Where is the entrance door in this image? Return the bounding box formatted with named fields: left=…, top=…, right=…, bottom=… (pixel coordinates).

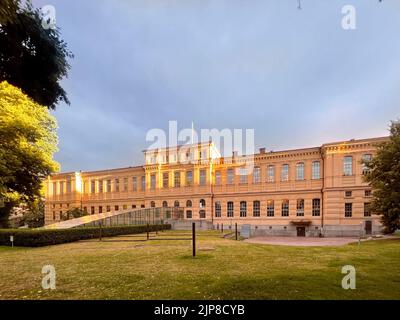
left=365, top=221, right=372, bottom=235
left=296, top=227, right=306, bottom=237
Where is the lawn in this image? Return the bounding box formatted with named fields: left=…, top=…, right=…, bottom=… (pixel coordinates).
left=0, top=230, right=399, bottom=300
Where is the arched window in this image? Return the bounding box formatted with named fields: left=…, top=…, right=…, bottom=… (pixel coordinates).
left=174, top=200, right=180, bottom=207
left=199, top=199, right=206, bottom=208
left=343, top=156, right=353, bottom=176
left=162, top=201, right=168, bottom=208
left=296, top=163, right=305, bottom=180
left=186, top=200, right=192, bottom=207
left=150, top=201, right=156, bottom=208
left=296, top=199, right=304, bottom=216
left=362, top=154, right=372, bottom=175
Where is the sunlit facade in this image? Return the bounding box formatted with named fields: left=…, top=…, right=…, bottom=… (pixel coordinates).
left=44, top=137, right=387, bottom=236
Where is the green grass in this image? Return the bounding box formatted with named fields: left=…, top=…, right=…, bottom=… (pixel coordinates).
left=0, top=230, right=399, bottom=300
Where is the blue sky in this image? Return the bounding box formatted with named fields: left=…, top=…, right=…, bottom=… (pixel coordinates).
left=33, top=0, right=400, bottom=172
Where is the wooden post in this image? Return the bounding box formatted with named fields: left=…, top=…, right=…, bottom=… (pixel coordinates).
left=221, top=223, right=223, bottom=233
left=147, top=223, right=150, bottom=240
left=235, top=223, right=238, bottom=240
left=192, top=222, right=196, bottom=257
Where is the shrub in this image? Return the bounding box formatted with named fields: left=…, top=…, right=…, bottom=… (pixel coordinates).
left=0, top=224, right=171, bottom=247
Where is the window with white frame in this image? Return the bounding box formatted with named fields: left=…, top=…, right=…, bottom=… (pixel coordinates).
left=362, top=154, right=372, bottom=175
left=296, top=163, right=305, bottom=180
left=227, top=169, right=234, bottom=184
left=267, top=165, right=275, bottom=182
left=253, top=200, right=260, bottom=217
left=267, top=200, right=274, bottom=217
left=240, top=201, right=247, bottom=217
left=253, top=166, right=261, bottom=183
left=132, top=177, right=137, bottom=191
left=281, top=164, right=289, bottom=182
left=215, top=170, right=221, bottom=185
left=296, top=199, right=304, bottom=216
left=199, top=169, right=206, bottom=185
left=215, top=201, right=221, bottom=217
left=227, top=201, right=234, bottom=217
left=239, top=167, right=248, bottom=184
left=281, top=200, right=289, bottom=216
left=312, top=161, right=321, bottom=179
left=343, top=156, right=353, bottom=176
left=186, top=171, right=193, bottom=186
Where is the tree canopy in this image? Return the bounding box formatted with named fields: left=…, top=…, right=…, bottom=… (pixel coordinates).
left=0, top=0, right=73, bottom=109
left=364, top=120, right=400, bottom=233
left=0, top=81, right=59, bottom=227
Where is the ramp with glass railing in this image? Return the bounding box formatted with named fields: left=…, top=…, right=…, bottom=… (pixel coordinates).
left=42, top=207, right=184, bottom=229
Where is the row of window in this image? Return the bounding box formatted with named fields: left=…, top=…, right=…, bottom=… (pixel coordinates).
left=212, top=199, right=321, bottom=218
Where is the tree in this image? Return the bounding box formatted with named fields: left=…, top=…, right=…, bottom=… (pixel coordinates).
left=0, top=0, right=73, bottom=109
left=0, top=81, right=59, bottom=228
left=61, top=207, right=89, bottom=221
left=22, top=199, right=45, bottom=228
left=363, top=120, right=400, bottom=233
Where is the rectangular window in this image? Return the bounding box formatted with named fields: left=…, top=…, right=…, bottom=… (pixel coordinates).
left=281, top=164, right=289, bottom=182
left=115, top=179, right=120, bottom=192
left=253, top=201, right=260, bottom=217
left=312, top=161, right=321, bottom=179
left=141, top=176, right=145, bottom=191
left=215, top=202, right=221, bottom=218
left=174, top=171, right=180, bottom=187
left=345, top=203, right=352, bottom=217
left=296, top=199, right=304, bottom=216
left=227, top=201, right=234, bottom=217
left=215, top=170, right=221, bottom=185
left=150, top=174, right=156, bottom=189
left=239, top=168, right=247, bottom=184
left=91, top=206, right=95, bottom=215
left=91, top=180, right=96, bottom=193
left=98, top=180, right=103, bottom=193
left=123, top=204, right=127, bottom=210
left=163, top=172, right=169, bottom=188
left=362, top=154, right=372, bottom=175
left=123, top=177, right=128, bottom=191
left=227, top=169, right=234, bottom=184
left=253, top=166, right=261, bottom=183
left=267, top=200, right=274, bottom=217
left=267, top=165, right=275, bottom=182
left=199, top=210, right=206, bottom=219
left=240, top=201, right=247, bottom=217
left=186, top=210, right=192, bottom=219
left=115, top=205, right=119, bottom=211
left=312, top=199, right=321, bottom=217
left=186, top=171, right=193, bottom=186
left=106, top=205, right=110, bottom=212
left=99, top=206, right=103, bottom=214
left=281, top=200, right=289, bottom=217
left=106, top=180, right=111, bottom=192
left=296, top=163, right=305, bottom=180
left=66, top=180, right=71, bottom=193
left=364, top=203, right=371, bottom=217
left=365, top=190, right=372, bottom=197
left=343, top=156, right=353, bottom=176
left=345, top=191, right=352, bottom=197
left=199, top=169, right=206, bottom=185
left=132, top=177, right=137, bottom=192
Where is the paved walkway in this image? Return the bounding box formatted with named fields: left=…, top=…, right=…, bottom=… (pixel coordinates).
left=244, top=236, right=360, bottom=247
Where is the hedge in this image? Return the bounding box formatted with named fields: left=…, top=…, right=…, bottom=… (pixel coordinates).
left=0, top=224, right=171, bottom=247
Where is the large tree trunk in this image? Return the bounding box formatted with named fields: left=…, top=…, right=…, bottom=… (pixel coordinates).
left=0, top=201, right=15, bottom=229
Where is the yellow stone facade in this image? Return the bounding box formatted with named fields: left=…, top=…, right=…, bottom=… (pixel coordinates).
left=44, top=137, right=388, bottom=236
